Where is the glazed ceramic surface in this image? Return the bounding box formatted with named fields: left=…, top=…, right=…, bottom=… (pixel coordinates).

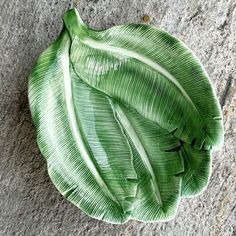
left=28, top=8, right=223, bottom=223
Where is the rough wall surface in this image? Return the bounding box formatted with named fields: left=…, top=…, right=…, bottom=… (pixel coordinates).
left=0, top=0, right=235, bottom=235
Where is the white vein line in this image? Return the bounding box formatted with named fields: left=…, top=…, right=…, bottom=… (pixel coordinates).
left=83, top=38, right=198, bottom=113
left=61, top=39, right=118, bottom=204
left=112, top=101, right=163, bottom=206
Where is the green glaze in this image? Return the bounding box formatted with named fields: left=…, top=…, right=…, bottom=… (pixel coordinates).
left=28, top=8, right=223, bottom=223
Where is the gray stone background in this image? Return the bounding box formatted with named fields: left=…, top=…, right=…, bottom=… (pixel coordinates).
left=0, top=0, right=235, bottom=235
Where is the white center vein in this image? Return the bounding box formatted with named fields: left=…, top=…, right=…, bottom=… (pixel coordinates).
left=61, top=39, right=118, bottom=205
left=112, top=101, right=163, bottom=206
left=83, top=38, right=198, bottom=114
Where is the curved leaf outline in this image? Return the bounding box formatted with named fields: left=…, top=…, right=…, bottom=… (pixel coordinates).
left=28, top=8, right=223, bottom=223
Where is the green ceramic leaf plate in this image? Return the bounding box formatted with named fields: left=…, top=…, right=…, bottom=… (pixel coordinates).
left=28, top=8, right=223, bottom=223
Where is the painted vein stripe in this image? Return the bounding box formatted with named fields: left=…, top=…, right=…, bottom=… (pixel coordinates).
left=82, top=38, right=197, bottom=113
left=112, top=101, right=163, bottom=206
left=60, top=37, right=118, bottom=204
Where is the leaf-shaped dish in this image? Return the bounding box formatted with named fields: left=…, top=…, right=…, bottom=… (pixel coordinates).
left=28, top=8, right=223, bottom=223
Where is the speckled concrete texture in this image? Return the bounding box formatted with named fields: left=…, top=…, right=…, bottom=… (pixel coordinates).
left=0, top=0, right=235, bottom=235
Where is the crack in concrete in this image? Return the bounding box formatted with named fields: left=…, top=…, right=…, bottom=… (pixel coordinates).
left=220, top=75, right=233, bottom=108
left=189, top=7, right=202, bottom=21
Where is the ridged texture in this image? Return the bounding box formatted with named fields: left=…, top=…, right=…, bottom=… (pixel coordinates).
left=28, top=8, right=223, bottom=223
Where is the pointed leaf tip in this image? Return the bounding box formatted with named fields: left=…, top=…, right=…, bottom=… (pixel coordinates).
left=63, top=8, right=88, bottom=39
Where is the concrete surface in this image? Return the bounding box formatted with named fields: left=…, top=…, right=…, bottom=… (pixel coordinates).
left=0, top=0, right=235, bottom=235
